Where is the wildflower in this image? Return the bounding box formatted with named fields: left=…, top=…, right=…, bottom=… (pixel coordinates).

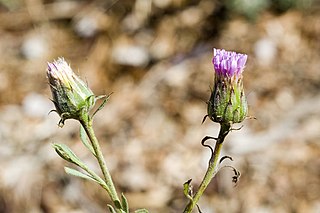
left=47, top=58, right=95, bottom=126
left=207, top=48, right=248, bottom=124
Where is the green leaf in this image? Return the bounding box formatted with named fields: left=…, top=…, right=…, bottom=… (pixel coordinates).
left=64, top=167, right=98, bottom=183
left=92, top=93, right=112, bottom=118
left=183, top=179, right=193, bottom=201
left=121, top=193, right=129, bottom=213
left=107, top=205, right=117, bottom=213
left=79, top=125, right=96, bottom=156
left=52, top=143, right=83, bottom=167
left=134, top=209, right=149, bottom=213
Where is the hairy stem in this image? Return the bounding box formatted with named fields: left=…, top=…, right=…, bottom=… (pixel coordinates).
left=79, top=114, right=121, bottom=211
left=183, top=123, right=231, bottom=213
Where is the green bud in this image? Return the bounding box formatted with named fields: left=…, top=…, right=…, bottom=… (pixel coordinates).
left=47, top=58, right=95, bottom=126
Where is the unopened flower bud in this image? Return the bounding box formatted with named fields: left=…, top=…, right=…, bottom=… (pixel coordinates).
left=207, top=48, right=248, bottom=124
left=47, top=58, right=95, bottom=126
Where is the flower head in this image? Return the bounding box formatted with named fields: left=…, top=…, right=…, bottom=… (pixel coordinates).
left=212, top=48, right=247, bottom=78
left=207, top=48, right=248, bottom=124
left=47, top=58, right=95, bottom=126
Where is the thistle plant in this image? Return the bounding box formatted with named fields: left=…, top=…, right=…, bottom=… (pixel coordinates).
left=47, top=58, right=147, bottom=213
left=183, top=48, right=248, bottom=213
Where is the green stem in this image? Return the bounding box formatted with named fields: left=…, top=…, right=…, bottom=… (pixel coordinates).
left=79, top=114, right=121, bottom=211
left=183, top=123, right=231, bottom=213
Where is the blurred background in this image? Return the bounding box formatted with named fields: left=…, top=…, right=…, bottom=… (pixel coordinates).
left=0, top=0, right=319, bottom=212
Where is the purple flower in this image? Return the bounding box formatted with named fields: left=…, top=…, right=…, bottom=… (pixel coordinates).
left=212, top=48, right=247, bottom=78
left=207, top=48, right=248, bottom=124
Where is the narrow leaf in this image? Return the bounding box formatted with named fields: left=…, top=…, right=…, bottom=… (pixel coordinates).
left=52, top=143, right=82, bottom=167
left=92, top=93, right=112, bottom=118
left=64, top=167, right=98, bottom=183
left=183, top=179, right=193, bottom=201
left=107, top=205, right=117, bottom=213
left=121, top=193, right=129, bottom=213
left=79, top=125, right=96, bottom=156
left=134, top=209, right=149, bottom=213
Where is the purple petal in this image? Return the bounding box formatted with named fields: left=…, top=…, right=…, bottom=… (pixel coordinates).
left=212, top=48, right=247, bottom=77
